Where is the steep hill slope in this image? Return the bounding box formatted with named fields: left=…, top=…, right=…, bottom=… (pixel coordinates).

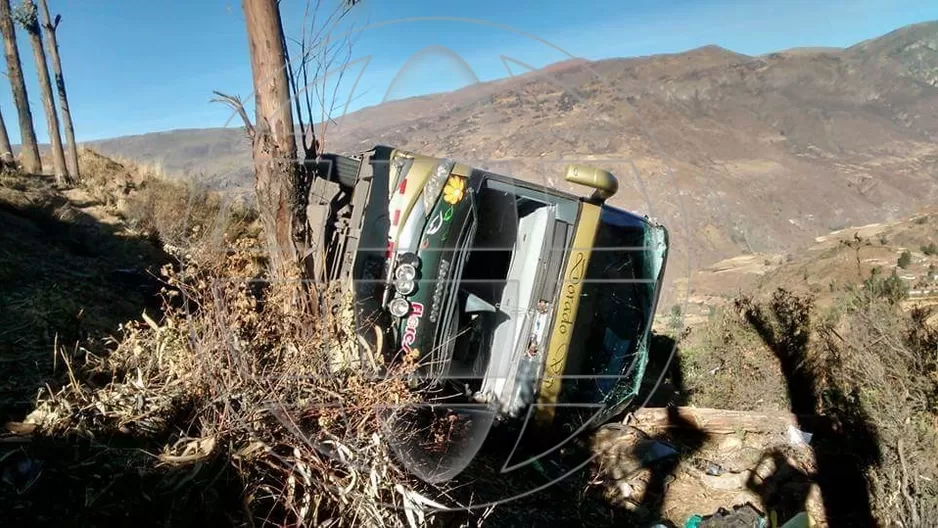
left=90, top=22, right=938, bottom=302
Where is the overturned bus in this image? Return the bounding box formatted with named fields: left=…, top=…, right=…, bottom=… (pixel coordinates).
left=310, top=146, right=668, bottom=430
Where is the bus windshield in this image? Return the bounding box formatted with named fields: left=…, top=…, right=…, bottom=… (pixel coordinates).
left=562, top=207, right=668, bottom=416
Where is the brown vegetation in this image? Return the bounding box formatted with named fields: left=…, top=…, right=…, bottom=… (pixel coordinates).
left=675, top=276, right=938, bottom=525
left=1, top=150, right=462, bottom=526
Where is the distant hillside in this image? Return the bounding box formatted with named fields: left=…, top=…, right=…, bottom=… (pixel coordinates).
left=673, top=205, right=938, bottom=327
left=90, top=21, right=938, bottom=301
left=88, top=128, right=253, bottom=190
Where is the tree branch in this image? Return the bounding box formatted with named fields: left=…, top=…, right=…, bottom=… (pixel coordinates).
left=210, top=91, right=254, bottom=138
left=282, top=26, right=309, bottom=158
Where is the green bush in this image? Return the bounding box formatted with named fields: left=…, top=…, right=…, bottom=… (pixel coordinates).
left=898, top=250, right=912, bottom=269
left=668, top=304, right=683, bottom=331
left=863, top=269, right=909, bottom=304
left=921, top=243, right=938, bottom=256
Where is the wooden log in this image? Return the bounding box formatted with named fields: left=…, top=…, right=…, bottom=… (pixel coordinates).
left=631, top=407, right=817, bottom=435
left=3, top=421, right=36, bottom=435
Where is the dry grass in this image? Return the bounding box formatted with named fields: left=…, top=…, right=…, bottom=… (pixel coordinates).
left=676, top=309, right=792, bottom=412
left=4, top=150, right=458, bottom=527
left=77, top=148, right=258, bottom=251
left=692, top=282, right=938, bottom=525
left=812, top=285, right=938, bottom=525
left=22, top=259, right=439, bottom=526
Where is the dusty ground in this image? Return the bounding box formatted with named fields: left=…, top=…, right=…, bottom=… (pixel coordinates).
left=592, top=422, right=825, bottom=525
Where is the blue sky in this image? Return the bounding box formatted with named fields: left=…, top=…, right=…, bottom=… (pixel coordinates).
left=1, top=0, right=935, bottom=143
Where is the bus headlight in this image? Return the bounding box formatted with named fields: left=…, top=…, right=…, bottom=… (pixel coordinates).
left=398, top=252, right=420, bottom=269
left=395, top=278, right=416, bottom=295
left=395, top=263, right=417, bottom=282
left=388, top=298, right=410, bottom=318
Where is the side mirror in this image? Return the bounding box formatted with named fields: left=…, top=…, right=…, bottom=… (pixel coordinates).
left=564, top=164, right=618, bottom=202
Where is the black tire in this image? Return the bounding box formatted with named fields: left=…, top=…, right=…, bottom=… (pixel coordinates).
left=318, top=153, right=360, bottom=189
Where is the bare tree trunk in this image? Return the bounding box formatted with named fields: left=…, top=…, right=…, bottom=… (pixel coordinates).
left=0, top=105, right=13, bottom=164
left=38, top=0, right=77, bottom=180
left=19, top=0, right=66, bottom=184
left=242, top=0, right=304, bottom=279
left=0, top=0, right=39, bottom=172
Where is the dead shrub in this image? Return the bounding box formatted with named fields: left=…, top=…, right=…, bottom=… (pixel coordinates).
left=77, top=147, right=258, bottom=255
left=816, top=287, right=938, bottom=525
left=17, top=157, right=454, bottom=526
left=677, top=307, right=791, bottom=412
left=22, top=238, right=451, bottom=525
left=730, top=283, right=938, bottom=524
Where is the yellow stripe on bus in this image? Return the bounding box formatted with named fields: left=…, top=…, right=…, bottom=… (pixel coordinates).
left=535, top=202, right=601, bottom=426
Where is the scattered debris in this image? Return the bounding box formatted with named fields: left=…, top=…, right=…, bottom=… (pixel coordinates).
left=785, top=425, right=813, bottom=447
left=684, top=503, right=766, bottom=527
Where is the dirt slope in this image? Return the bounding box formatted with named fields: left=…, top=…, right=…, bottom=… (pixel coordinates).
left=0, top=169, right=169, bottom=423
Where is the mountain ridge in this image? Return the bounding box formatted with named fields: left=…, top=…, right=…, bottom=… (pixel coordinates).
left=87, top=21, right=938, bottom=304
